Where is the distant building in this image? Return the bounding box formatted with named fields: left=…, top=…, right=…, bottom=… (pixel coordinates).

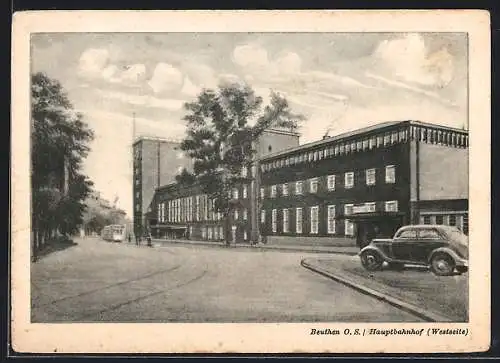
left=132, top=137, right=193, bottom=237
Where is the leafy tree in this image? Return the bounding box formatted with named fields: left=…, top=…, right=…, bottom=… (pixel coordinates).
left=177, top=83, right=305, bottom=245
left=31, top=72, right=94, bottom=258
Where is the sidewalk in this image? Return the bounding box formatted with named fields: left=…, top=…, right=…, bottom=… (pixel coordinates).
left=301, top=257, right=468, bottom=322
left=150, top=238, right=360, bottom=255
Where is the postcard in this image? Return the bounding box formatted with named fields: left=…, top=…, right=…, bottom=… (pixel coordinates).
left=11, top=10, right=490, bottom=354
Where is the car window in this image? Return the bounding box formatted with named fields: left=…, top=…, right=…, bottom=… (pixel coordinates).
left=396, top=230, right=417, bottom=239
left=418, top=229, right=442, bottom=239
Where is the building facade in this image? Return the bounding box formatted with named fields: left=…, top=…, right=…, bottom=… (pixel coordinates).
left=259, top=120, right=468, bottom=247
left=132, top=137, right=193, bottom=237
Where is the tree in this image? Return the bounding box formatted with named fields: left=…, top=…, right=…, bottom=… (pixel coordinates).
left=177, top=83, right=305, bottom=245
left=31, top=72, right=94, bottom=258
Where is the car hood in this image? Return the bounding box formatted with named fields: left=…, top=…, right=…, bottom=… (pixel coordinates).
left=450, top=240, right=469, bottom=259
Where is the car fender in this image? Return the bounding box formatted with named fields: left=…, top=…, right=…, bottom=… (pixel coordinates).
left=359, top=245, right=391, bottom=261
left=428, top=247, right=462, bottom=264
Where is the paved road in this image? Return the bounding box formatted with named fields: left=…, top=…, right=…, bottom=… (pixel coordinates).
left=31, top=237, right=422, bottom=322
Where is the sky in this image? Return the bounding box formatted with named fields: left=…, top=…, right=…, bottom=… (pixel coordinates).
left=31, top=32, right=468, bottom=217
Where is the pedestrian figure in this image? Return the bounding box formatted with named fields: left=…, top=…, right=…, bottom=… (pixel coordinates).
left=146, top=233, right=152, bottom=247
left=128, top=234, right=131, bottom=243
left=135, top=234, right=140, bottom=246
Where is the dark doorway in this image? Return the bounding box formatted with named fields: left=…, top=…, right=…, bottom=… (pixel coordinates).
left=355, top=216, right=403, bottom=248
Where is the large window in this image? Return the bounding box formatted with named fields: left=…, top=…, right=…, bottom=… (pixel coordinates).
left=261, top=209, right=266, bottom=223
left=243, top=185, right=248, bottom=199
left=243, top=208, right=248, bottom=220
left=260, top=187, right=265, bottom=199
left=309, top=178, right=318, bottom=193
left=272, top=209, right=277, bottom=233
left=271, top=185, right=277, bottom=198
left=327, top=175, right=336, bottom=191
left=282, top=183, right=289, bottom=196
left=296, top=181, right=303, bottom=195
left=310, top=206, right=319, bottom=234
left=196, top=198, right=200, bottom=222
left=345, top=172, right=354, bottom=188
left=233, top=188, right=239, bottom=200
left=344, top=203, right=354, bottom=216
left=385, top=165, right=396, bottom=183
left=327, top=205, right=336, bottom=234
left=345, top=219, right=354, bottom=236
left=366, top=168, right=376, bottom=186
left=384, top=200, right=399, bottom=212
left=283, top=209, right=289, bottom=233
left=296, top=208, right=303, bottom=234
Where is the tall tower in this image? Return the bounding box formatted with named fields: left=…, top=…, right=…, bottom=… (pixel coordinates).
left=132, top=137, right=193, bottom=237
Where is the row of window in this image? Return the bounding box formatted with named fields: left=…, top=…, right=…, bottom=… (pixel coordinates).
left=230, top=184, right=249, bottom=200
left=191, top=225, right=249, bottom=241
left=420, top=212, right=469, bottom=234
left=262, top=201, right=398, bottom=236
left=157, top=194, right=223, bottom=223
left=261, top=165, right=396, bottom=199
left=261, top=126, right=468, bottom=173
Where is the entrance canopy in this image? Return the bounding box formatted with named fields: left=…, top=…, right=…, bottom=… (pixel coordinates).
left=344, top=211, right=405, bottom=221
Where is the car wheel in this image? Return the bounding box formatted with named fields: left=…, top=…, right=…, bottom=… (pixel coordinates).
left=430, top=253, right=455, bottom=276
left=360, top=250, right=383, bottom=271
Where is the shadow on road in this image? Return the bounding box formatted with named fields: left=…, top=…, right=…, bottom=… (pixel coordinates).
left=34, top=238, right=78, bottom=261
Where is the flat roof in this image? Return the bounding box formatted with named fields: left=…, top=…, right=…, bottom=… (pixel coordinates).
left=259, top=120, right=468, bottom=161
left=133, top=135, right=182, bottom=146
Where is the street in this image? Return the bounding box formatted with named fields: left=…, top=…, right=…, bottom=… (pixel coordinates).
left=31, top=237, right=422, bottom=322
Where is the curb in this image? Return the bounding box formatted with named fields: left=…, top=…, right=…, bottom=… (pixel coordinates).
left=300, top=258, right=453, bottom=322
left=152, top=239, right=359, bottom=256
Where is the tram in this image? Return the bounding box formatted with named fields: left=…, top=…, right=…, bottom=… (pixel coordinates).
left=101, top=224, right=127, bottom=242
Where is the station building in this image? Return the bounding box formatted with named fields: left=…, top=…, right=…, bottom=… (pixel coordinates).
left=140, top=120, right=469, bottom=248
left=259, top=120, right=468, bottom=248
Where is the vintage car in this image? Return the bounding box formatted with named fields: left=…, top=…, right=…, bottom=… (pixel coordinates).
left=359, top=224, right=468, bottom=276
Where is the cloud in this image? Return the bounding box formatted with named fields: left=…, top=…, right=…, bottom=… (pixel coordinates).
left=374, top=33, right=455, bottom=87
left=365, top=72, right=458, bottom=108
left=181, top=76, right=200, bottom=97
left=232, top=44, right=269, bottom=69
left=120, top=64, right=147, bottom=83
left=148, top=63, right=184, bottom=93
left=183, top=63, right=218, bottom=89
left=306, top=70, right=377, bottom=89
left=275, top=51, right=302, bottom=74
left=232, top=44, right=303, bottom=77
left=78, top=48, right=110, bottom=78
left=97, top=89, right=185, bottom=111
left=218, top=73, right=243, bottom=85
left=78, top=48, right=147, bottom=87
